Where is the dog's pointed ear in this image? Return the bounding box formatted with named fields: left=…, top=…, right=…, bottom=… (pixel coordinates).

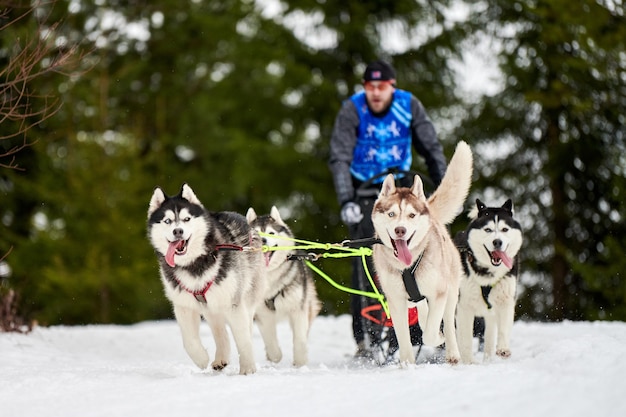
left=410, top=175, right=424, bottom=199
left=379, top=174, right=396, bottom=197
left=270, top=206, right=285, bottom=225
left=502, top=199, right=514, bottom=215
left=246, top=207, right=257, bottom=224
left=180, top=183, right=203, bottom=207
left=148, top=187, right=167, bottom=216
left=470, top=198, right=487, bottom=219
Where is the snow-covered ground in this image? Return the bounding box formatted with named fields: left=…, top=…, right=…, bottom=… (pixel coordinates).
left=2, top=315, right=625, bottom=417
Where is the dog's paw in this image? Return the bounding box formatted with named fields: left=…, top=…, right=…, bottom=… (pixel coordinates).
left=496, top=349, right=511, bottom=358
left=189, top=350, right=210, bottom=369
left=460, top=356, right=478, bottom=365
left=211, top=359, right=228, bottom=371
left=293, top=353, right=308, bottom=368
left=423, top=332, right=445, bottom=347
left=239, top=363, right=257, bottom=375
left=399, top=351, right=417, bottom=366
left=446, top=355, right=460, bottom=365
left=266, top=348, right=283, bottom=363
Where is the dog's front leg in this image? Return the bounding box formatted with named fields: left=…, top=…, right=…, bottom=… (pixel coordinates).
left=204, top=313, right=231, bottom=370
left=495, top=280, right=516, bottom=359
left=416, top=299, right=429, bottom=334
left=421, top=294, right=446, bottom=348
left=255, top=308, right=283, bottom=364
left=387, top=297, right=414, bottom=365
left=228, top=306, right=257, bottom=375
left=456, top=304, right=475, bottom=364
left=495, top=302, right=515, bottom=358
left=443, top=287, right=461, bottom=364
left=289, top=309, right=310, bottom=367
left=174, top=305, right=210, bottom=369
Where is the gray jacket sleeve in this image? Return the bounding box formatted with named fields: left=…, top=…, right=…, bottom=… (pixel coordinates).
left=328, top=100, right=359, bottom=206
left=410, top=96, right=447, bottom=186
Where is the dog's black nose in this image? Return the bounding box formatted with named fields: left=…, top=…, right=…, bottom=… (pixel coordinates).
left=395, top=227, right=406, bottom=238
left=173, top=228, right=184, bottom=238
left=493, top=239, right=502, bottom=249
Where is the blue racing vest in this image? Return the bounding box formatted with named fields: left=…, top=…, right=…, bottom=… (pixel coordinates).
left=350, top=89, right=413, bottom=183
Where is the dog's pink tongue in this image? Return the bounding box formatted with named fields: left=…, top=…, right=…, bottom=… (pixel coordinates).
left=394, top=239, right=413, bottom=266
left=492, top=250, right=513, bottom=269
left=165, top=240, right=184, bottom=267
left=264, top=252, right=271, bottom=267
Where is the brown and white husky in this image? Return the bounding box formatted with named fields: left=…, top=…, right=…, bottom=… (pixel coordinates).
left=371, top=141, right=473, bottom=365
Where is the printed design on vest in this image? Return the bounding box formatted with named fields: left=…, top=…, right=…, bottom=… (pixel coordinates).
left=350, top=90, right=413, bottom=182
left=363, top=121, right=404, bottom=164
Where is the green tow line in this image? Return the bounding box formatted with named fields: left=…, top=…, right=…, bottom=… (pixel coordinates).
left=258, top=232, right=390, bottom=319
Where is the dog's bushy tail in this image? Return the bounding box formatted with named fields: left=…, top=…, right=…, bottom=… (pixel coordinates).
left=428, top=141, right=473, bottom=225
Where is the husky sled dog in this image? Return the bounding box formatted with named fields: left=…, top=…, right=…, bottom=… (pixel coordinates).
left=246, top=206, right=321, bottom=367
left=371, top=141, right=473, bottom=365
left=455, top=199, right=522, bottom=363
left=147, top=184, right=266, bottom=375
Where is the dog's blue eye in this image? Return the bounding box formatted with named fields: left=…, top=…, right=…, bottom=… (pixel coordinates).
left=388, top=212, right=394, bottom=218
left=485, top=228, right=492, bottom=233
left=409, top=213, right=415, bottom=218
left=183, top=217, right=191, bottom=222
left=164, top=219, right=172, bottom=225
left=502, top=227, right=509, bottom=232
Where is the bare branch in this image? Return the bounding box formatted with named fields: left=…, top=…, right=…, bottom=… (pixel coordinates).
left=0, top=246, right=12, bottom=264
left=1, top=1, right=83, bottom=169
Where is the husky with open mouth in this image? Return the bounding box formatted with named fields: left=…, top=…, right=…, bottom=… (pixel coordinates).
left=371, top=141, right=473, bottom=365
left=147, top=184, right=266, bottom=375
left=246, top=206, right=321, bottom=367
left=454, top=199, right=522, bottom=363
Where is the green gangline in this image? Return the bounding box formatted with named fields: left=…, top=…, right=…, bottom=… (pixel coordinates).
left=257, top=231, right=390, bottom=318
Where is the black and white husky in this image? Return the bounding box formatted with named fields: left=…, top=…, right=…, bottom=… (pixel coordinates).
left=455, top=199, right=523, bottom=363
left=147, top=184, right=266, bottom=375
left=246, top=206, right=321, bottom=367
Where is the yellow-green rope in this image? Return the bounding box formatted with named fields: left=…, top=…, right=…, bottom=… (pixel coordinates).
left=258, top=231, right=390, bottom=318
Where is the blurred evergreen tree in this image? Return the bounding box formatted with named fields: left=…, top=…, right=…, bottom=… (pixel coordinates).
left=3, top=0, right=470, bottom=324
left=12, top=0, right=622, bottom=325
left=456, top=0, right=626, bottom=320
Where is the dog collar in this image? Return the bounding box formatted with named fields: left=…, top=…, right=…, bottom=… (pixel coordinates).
left=173, top=277, right=214, bottom=303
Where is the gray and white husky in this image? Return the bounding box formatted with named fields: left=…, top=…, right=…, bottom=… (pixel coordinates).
left=147, top=184, right=266, bottom=375
left=246, top=206, right=321, bottom=367
left=371, top=141, right=473, bottom=365
left=454, top=199, right=523, bottom=363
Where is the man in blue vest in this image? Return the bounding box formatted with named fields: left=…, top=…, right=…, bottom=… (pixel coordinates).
left=329, top=60, right=447, bottom=358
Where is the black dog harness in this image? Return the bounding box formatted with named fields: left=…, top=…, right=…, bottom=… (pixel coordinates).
left=461, top=248, right=494, bottom=309
left=481, top=285, right=493, bottom=309
left=345, top=237, right=426, bottom=303
left=402, top=251, right=425, bottom=303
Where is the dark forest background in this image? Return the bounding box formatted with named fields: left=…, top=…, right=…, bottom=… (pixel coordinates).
left=1, top=0, right=624, bottom=326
